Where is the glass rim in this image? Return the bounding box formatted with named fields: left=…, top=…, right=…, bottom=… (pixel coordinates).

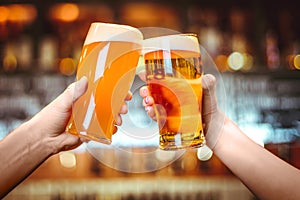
left=84, top=22, right=143, bottom=45
left=142, top=32, right=200, bottom=54
left=144, top=32, right=198, bottom=40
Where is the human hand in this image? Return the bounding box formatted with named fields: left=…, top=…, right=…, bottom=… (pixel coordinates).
left=139, top=74, right=225, bottom=150
left=29, top=77, right=131, bottom=154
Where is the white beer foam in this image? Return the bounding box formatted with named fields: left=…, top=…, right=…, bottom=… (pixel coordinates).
left=84, top=22, right=143, bottom=45
left=142, top=34, right=200, bottom=54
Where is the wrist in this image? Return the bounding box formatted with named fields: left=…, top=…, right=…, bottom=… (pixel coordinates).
left=24, top=117, right=56, bottom=157
left=212, top=116, right=232, bottom=153
left=212, top=116, right=247, bottom=158
left=204, top=110, right=226, bottom=150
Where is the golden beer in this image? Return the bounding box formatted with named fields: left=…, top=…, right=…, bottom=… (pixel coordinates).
left=66, top=23, right=143, bottom=143
left=143, top=34, right=205, bottom=150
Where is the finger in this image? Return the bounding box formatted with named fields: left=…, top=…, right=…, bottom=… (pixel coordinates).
left=140, top=86, right=149, bottom=98
left=56, top=133, right=82, bottom=152
left=115, top=114, right=122, bottom=126
left=202, top=74, right=217, bottom=105
left=63, top=76, right=88, bottom=105
left=125, top=91, right=132, bottom=101
left=202, top=74, right=218, bottom=116
left=145, top=106, right=157, bottom=121
left=73, top=76, right=88, bottom=101
left=80, top=137, right=90, bottom=143
left=119, top=102, right=128, bottom=114
left=112, top=123, right=118, bottom=134
left=202, top=74, right=216, bottom=92
left=143, top=96, right=154, bottom=107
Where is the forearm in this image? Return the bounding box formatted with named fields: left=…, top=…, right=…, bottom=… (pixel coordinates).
left=0, top=119, right=52, bottom=198
left=213, top=117, right=300, bottom=200
left=0, top=78, right=87, bottom=198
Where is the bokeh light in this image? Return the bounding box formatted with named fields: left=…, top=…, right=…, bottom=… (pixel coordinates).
left=0, top=6, right=9, bottom=23
left=293, top=54, right=300, bottom=70
left=214, top=54, right=229, bottom=72
left=197, top=145, right=213, bottom=161
left=59, top=151, right=77, bottom=169
left=8, top=4, right=37, bottom=23
left=50, top=3, right=79, bottom=22
left=287, top=55, right=295, bottom=69
left=0, top=4, right=37, bottom=24
left=3, top=54, right=17, bottom=73
left=59, top=57, right=76, bottom=75
left=241, top=53, right=254, bottom=72
left=228, top=52, right=244, bottom=71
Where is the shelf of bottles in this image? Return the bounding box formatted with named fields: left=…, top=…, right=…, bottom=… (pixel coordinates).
left=0, top=1, right=300, bottom=74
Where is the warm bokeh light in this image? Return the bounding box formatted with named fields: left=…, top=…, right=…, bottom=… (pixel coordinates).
left=293, top=54, right=300, bottom=70
left=120, top=3, right=179, bottom=29
left=3, top=54, right=17, bottom=73
left=8, top=5, right=24, bottom=22
left=0, top=6, right=9, bottom=23
left=59, top=57, right=76, bottom=75
left=241, top=53, right=254, bottom=72
left=8, top=4, right=37, bottom=23
left=287, top=55, right=295, bottom=70
left=0, top=4, right=37, bottom=24
left=286, top=54, right=300, bottom=70
left=197, top=145, right=213, bottom=161
left=59, top=151, right=77, bottom=169
left=214, top=54, right=229, bottom=72
left=226, top=52, right=253, bottom=72
left=228, top=52, right=244, bottom=71
left=50, top=3, right=79, bottom=22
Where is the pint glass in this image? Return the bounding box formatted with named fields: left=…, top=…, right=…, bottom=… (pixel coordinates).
left=143, top=34, right=205, bottom=150
left=66, top=22, right=143, bottom=143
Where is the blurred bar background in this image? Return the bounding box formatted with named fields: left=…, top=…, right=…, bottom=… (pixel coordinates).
left=0, top=0, right=300, bottom=199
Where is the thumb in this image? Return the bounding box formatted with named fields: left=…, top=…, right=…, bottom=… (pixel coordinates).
left=202, top=74, right=218, bottom=116
left=201, top=74, right=225, bottom=150
left=69, top=76, right=88, bottom=103
left=202, top=74, right=216, bottom=92
left=51, top=76, right=88, bottom=113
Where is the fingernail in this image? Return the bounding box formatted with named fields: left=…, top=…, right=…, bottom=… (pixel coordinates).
left=76, top=76, right=88, bottom=90
left=116, top=116, right=122, bottom=126
left=142, top=88, right=148, bottom=95
left=145, top=106, right=150, bottom=112
left=78, top=76, right=87, bottom=84
left=145, top=96, right=149, bottom=104
left=121, top=104, right=128, bottom=114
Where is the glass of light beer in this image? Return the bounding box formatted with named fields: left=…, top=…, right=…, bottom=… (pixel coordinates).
left=66, top=22, right=143, bottom=144
left=143, top=33, right=205, bottom=150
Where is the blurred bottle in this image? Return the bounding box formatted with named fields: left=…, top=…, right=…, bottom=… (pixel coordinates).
left=265, top=31, right=280, bottom=70
left=39, top=36, right=58, bottom=72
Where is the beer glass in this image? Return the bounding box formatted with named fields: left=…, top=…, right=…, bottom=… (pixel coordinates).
left=143, top=34, right=205, bottom=150
left=66, top=22, right=143, bottom=143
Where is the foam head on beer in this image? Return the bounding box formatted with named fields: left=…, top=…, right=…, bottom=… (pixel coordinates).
left=84, top=22, right=143, bottom=45
left=142, top=33, right=200, bottom=54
